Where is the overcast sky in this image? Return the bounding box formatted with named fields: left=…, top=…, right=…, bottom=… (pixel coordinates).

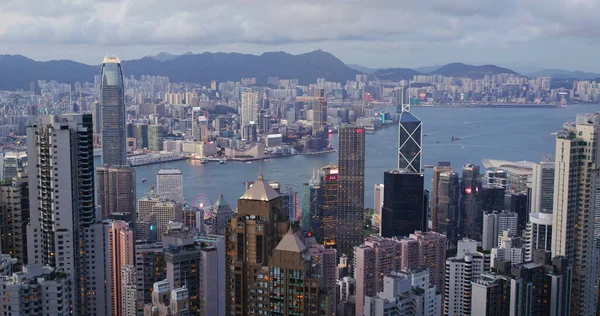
left=1, top=0, right=600, bottom=72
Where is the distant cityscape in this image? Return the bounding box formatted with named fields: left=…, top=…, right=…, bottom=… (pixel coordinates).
left=0, top=52, right=598, bottom=316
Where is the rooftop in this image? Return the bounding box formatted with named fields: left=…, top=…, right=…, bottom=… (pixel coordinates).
left=157, top=168, right=183, bottom=175
left=399, top=111, right=421, bottom=124
left=103, top=55, right=121, bottom=64
left=240, top=172, right=280, bottom=201
left=481, top=159, right=533, bottom=176
left=275, top=230, right=307, bottom=253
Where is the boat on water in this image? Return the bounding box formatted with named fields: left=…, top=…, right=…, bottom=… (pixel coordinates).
left=219, top=158, right=227, bottom=164
left=141, top=178, right=147, bottom=183
left=200, top=158, right=208, bottom=164
left=550, top=132, right=558, bottom=135
left=451, top=136, right=460, bottom=141
left=461, top=146, right=465, bottom=149
left=423, top=165, right=434, bottom=168
left=246, top=161, right=252, bottom=164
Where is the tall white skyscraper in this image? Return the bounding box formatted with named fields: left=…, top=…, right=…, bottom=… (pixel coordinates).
left=157, top=168, right=184, bottom=203
left=552, top=113, right=600, bottom=315
left=241, top=91, right=259, bottom=126
left=26, top=114, right=109, bottom=315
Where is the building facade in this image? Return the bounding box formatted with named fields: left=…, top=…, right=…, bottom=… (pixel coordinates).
left=96, top=165, right=136, bottom=219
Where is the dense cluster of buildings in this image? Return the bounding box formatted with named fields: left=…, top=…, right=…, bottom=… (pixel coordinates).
left=0, top=55, right=598, bottom=316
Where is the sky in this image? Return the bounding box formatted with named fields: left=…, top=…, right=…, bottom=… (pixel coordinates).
left=2, top=0, right=600, bottom=72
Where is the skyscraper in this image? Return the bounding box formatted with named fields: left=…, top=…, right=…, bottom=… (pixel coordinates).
left=436, top=170, right=460, bottom=245
left=459, top=164, right=483, bottom=240
left=2, top=151, right=27, bottom=182
left=373, top=183, right=384, bottom=231
left=26, top=114, right=109, bottom=314
left=226, top=171, right=288, bottom=315
left=241, top=91, right=259, bottom=125
left=96, top=165, right=136, bottom=219
left=397, top=105, right=422, bottom=173
left=380, top=169, right=426, bottom=238
left=552, top=113, right=600, bottom=315
left=100, top=56, right=127, bottom=166
left=156, top=168, right=184, bottom=203
left=319, top=164, right=339, bottom=247
left=337, top=125, right=366, bottom=257
left=527, top=160, right=554, bottom=261
left=148, top=124, right=164, bottom=151
left=431, top=162, right=452, bottom=232
left=312, top=89, right=328, bottom=139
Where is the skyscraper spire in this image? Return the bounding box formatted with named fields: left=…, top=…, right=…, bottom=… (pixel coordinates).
left=397, top=80, right=422, bottom=172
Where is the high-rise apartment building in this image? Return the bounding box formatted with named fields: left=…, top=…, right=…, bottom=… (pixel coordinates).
left=397, top=106, right=422, bottom=173
left=0, top=174, right=29, bottom=268
left=226, top=171, right=288, bottom=315
left=307, top=244, right=338, bottom=312
left=137, top=195, right=183, bottom=240
left=121, top=265, right=137, bottom=316
left=241, top=91, right=259, bottom=125
left=100, top=56, right=127, bottom=166
left=135, top=242, right=166, bottom=315
left=109, top=220, right=134, bottom=316
left=96, top=165, right=136, bottom=219
left=165, top=243, right=202, bottom=313
left=490, top=230, right=525, bottom=268
left=363, top=270, right=442, bottom=316
left=381, top=169, right=426, bottom=238
left=444, top=239, right=485, bottom=316
left=552, top=113, right=600, bottom=315
left=431, top=162, right=452, bottom=232
left=156, top=168, right=184, bottom=203
left=269, top=230, right=331, bottom=315
left=482, top=210, right=518, bottom=250
left=354, top=232, right=446, bottom=315
left=337, top=125, right=365, bottom=257
left=26, top=114, right=109, bottom=314
left=0, top=265, right=71, bottom=315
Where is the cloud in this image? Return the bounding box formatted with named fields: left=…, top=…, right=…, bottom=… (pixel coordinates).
left=1, top=0, right=600, bottom=70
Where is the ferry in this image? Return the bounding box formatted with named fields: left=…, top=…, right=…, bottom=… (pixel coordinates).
left=200, top=158, right=208, bottom=164
left=423, top=165, right=434, bottom=169
left=219, top=158, right=227, bottom=165
left=141, top=178, right=147, bottom=183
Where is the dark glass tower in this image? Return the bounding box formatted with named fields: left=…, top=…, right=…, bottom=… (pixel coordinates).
left=337, top=125, right=365, bottom=257
left=459, top=164, right=483, bottom=240
left=312, top=89, right=328, bottom=140
left=397, top=110, right=422, bottom=173
left=380, top=169, right=426, bottom=238
left=319, top=165, right=339, bottom=247
left=437, top=170, right=460, bottom=245
left=100, top=56, right=127, bottom=166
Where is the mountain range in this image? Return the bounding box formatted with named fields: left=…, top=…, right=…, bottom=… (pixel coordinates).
left=0, top=50, right=359, bottom=90
left=0, top=50, right=597, bottom=91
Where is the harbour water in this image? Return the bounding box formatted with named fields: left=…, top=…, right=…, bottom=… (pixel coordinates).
left=95, top=104, right=600, bottom=208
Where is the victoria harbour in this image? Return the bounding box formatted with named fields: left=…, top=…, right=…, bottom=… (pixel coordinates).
left=98, top=104, right=600, bottom=208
